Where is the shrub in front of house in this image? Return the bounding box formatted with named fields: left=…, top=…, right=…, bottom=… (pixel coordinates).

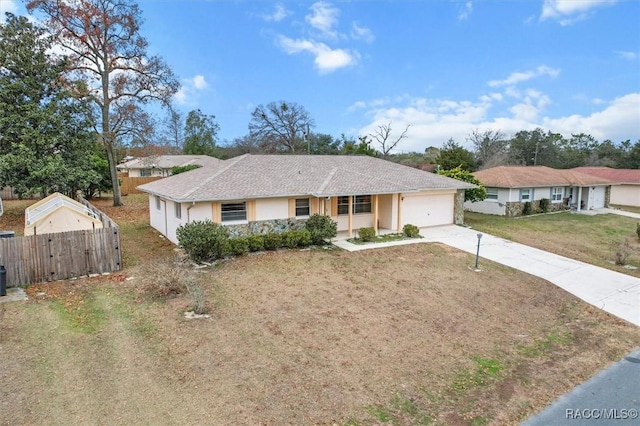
left=247, top=234, right=265, bottom=252
left=229, top=236, right=249, bottom=256
left=263, top=232, right=283, bottom=250
left=522, top=201, right=532, bottom=216
left=539, top=198, right=550, bottom=213
left=358, top=227, right=376, bottom=242
left=176, top=219, right=230, bottom=262
left=403, top=224, right=420, bottom=238
left=305, top=214, right=338, bottom=245
left=281, top=230, right=313, bottom=248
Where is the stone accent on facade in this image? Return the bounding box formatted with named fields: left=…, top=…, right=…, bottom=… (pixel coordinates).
left=225, top=218, right=306, bottom=238
left=605, top=186, right=611, bottom=207
left=454, top=189, right=465, bottom=224
left=506, top=198, right=569, bottom=217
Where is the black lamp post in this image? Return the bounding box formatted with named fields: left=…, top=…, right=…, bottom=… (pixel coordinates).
left=475, top=233, right=483, bottom=269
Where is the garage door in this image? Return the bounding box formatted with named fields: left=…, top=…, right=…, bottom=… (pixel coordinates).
left=402, top=193, right=454, bottom=228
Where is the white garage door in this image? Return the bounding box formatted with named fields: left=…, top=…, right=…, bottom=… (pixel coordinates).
left=402, top=193, right=454, bottom=228
left=592, top=186, right=606, bottom=209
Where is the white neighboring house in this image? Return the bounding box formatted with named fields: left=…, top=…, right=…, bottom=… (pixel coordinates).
left=117, top=155, right=222, bottom=177
left=466, top=166, right=613, bottom=216
left=137, top=154, right=475, bottom=244
left=573, top=167, right=640, bottom=207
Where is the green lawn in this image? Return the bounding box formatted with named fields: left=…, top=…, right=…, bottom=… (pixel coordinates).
left=465, top=211, right=640, bottom=277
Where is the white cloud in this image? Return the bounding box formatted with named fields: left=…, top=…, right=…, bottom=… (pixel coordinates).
left=488, top=65, right=560, bottom=87
left=0, top=0, right=19, bottom=22
left=262, top=3, right=291, bottom=22
left=616, top=50, right=638, bottom=60
left=353, top=90, right=639, bottom=153
left=277, top=36, right=358, bottom=74
left=306, top=1, right=340, bottom=39
left=458, top=1, right=473, bottom=21
left=540, top=0, right=617, bottom=25
left=351, top=22, right=374, bottom=43
left=173, top=74, right=210, bottom=105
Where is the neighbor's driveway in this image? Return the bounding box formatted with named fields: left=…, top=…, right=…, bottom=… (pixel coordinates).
left=334, top=225, right=640, bottom=326
left=421, top=225, right=640, bottom=327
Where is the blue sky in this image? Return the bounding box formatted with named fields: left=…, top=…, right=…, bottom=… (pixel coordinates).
left=2, top=0, right=639, bottom=153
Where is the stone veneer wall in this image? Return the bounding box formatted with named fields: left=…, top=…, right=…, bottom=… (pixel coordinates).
left=225, top=218, right=307, bottom=238
left=454, top=189, right=465, bottom=224
left=506, top=199, right=569, bottom=217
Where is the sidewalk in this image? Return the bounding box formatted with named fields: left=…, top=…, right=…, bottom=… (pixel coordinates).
left=334, top=225, right=640, bottom=326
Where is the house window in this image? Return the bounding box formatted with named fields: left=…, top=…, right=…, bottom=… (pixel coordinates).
left=221, top=202, right=247, bottom=222
left=520, top=189, right=531, bottom=201
left=486, top=188, right=498, bottom=201
left=337, top=196, right=349, bottom=215
left=175, top=202, right=181, bottom=219
left=155, top=196, right=161, bottom=210
left=140, top=169, right=152, bottom=177
left=552, top=187, right=563, bottom=202
left=337, top=195, right=372, bottom=215
left=295, top=198, right=310, bottom=217
left=353, top=195, right=372, bottom=214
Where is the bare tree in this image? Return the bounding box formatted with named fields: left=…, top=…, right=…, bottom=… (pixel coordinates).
left=162, top=105, right=184, bottom=153
left=468, top=129, right=508, bottom=169
left=369, top=121, right=410, bottom=158
left=27, top=0, right=180, bottom=206
left=248, top=101, right=314, bottom=153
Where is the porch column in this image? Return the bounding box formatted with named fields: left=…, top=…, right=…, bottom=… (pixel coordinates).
left=348, top=195, right=353, bottom=237
left=396, top=193, right=403, bottom=231
left=576, top=187, right=582, bottom=212
left=373, top=194, right=379, bottom=235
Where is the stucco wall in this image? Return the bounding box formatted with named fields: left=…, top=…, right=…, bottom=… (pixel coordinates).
left=256, top=198, right=290, bottom=221
left=377, top=194, right=396, bottom=230
left=610, top=185, right=640, bottom=207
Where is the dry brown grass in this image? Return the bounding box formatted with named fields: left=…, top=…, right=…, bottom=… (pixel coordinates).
left=1, top=244, right=638, bottom=425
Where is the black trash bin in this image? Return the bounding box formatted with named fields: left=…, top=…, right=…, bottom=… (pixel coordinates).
left=0, top=265, right=6, bottom=297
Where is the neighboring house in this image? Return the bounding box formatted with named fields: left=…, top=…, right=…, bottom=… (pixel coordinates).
left=24, top=192, right=103, bottom=236
left=572, top=167, right=640, bottom=207
left=466, top=166, right=613, bottom=216
left=137, top=154, right=474, bottom=244
left=117, top=155, right=222, bottom=177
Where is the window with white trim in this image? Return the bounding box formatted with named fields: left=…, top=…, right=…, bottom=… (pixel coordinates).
left=221, top=202, right=247, bottom=222
left=155, top=196, right=161, bottom=210
left=174, top=202, right=181, bottom=219
left=295, top=198, right=310, bottom=217
left=140, top=168, right=152, bottom=177
left=486, top=188, right=498, bottom=200
left=552, top=187, right=563, bottom=202
left=520, top=189, right=531, bottom=201
left=337, top=196, right=349, bottom=215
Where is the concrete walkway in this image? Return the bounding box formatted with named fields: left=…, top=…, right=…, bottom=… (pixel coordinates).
left=334, top=225, right=640, bottom=326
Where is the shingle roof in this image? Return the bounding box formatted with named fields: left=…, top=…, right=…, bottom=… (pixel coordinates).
left=137, top=154, right=474, bottom=202
left=572, top=167, right=640, bottom=184
left=117, top=155, right=221, bottom=170
left=473, top=166, right=614, bottom=188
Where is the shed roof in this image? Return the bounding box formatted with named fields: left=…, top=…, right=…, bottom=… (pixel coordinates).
left=117, top=155, right=222, bottom=170
left=473, top=166, right=613, bottom=188
left=137, top=154, right=474, bottom=202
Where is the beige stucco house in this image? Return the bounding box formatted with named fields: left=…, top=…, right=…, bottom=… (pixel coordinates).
left=24, top=192, right=103, bottom=236
left=573, top=167, right=640, bottom=207
left=466, top=166, right=613, bottom=216
left=137, top=154, right=474, bottom=244
left=117, top=155, right=222, bottom=177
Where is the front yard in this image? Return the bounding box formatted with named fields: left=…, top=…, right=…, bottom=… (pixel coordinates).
left=1, top=196, right=639, bottom=425
left=465, top=211, right=640, bottom=278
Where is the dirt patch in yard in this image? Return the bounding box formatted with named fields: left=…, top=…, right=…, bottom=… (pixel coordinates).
left=1, top=244, right=638, bottom=425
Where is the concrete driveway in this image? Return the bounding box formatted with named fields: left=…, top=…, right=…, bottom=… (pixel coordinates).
left=421, top=225, right=640, bottom=326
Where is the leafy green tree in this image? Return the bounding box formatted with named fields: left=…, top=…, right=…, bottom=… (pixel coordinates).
left=558, top=133, right=598, bottom=168
left=308, top=133, right=342, bottom=155
left=438, top=166, right=487, bottom=202
left=0, top=13, right=99, bottom=198
left=183, top=109, right=220, bottom=156
left=508, top=129, right=562, bottom=167
left=342, top=136, right=378, bottom=157
left=28, top=0, right=180, bottom=206
left=437, top=139, right=476, bottom=171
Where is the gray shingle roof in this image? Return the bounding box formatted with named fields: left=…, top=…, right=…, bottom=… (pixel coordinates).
left=137, top=154, right=474, bottom=202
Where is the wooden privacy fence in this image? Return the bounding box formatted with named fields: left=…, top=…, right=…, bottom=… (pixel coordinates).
left=0, top=196, right=121, bottom=287
left=119, top=176, right=161, bottom=195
